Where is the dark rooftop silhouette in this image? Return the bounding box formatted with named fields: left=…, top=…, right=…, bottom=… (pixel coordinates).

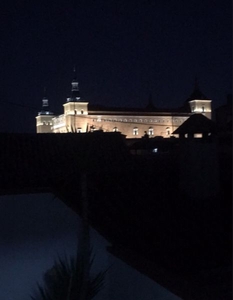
left=0, top=131, right=231, bottom=299
left=172, top=113, right=216, bottom=135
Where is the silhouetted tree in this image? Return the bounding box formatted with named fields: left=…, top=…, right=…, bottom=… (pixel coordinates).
left=30, top=249, right=107, bottom=300
left=31, top=174, right=108, bottom=300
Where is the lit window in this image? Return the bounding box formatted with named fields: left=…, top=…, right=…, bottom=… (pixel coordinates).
left=133, top=127, right=138, bottom=135
left=152, top=148, right=158, bottom=153
left=148, top=127, right=153, bottom=136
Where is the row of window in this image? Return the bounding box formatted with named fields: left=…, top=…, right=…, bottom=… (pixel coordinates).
left=74, top=109, right=84, bottom=114
left=63, top=126, right=171, bottom=136
left=191, top=106, right=205, bottom=112
left=114, top=127, right=171, bottom=136
left=94, top=118, right=182, bottom=123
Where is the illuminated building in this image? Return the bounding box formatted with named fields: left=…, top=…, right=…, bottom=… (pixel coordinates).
left=36, top=71, right=212, bottom=137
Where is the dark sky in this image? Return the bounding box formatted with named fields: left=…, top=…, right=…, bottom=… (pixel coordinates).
left=0, top=0, right=232, bottom=133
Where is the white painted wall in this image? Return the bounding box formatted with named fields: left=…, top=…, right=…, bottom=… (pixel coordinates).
left=0, top=193, right=182, bottom=300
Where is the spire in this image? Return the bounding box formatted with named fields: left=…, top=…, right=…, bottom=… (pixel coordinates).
left=67, top=65, right=81, bottom=102
left=145, top=93, right=155, bottom=111
left=188, top=77, right=208, bottom=101
left=194, top=76, right=199, bottom=91
left=38, top=87, right=53, bottom=115
left=73, top=65, right=77, bottom=80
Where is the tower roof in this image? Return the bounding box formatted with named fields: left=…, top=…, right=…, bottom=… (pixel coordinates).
left=145, top=93, right=156, bottom=111
left=38, top=88, right=54, bottom=116
left=186, top=78, right=209, bottom=102
left=172, top=114, right=216, bottom=135
left=67, top=66, right=81, bottom=102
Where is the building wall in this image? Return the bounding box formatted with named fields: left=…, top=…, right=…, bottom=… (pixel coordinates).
left=189, top=100, right=212, bottom=119
left=36, top=115, right=54, bottom=133
left=36, top=74, right=213, bottom=136
left=51, top=113, right=190, bottom=138
left=36, top=98, right=212, bottom=137
left=63, top=102, right=89, bottom=115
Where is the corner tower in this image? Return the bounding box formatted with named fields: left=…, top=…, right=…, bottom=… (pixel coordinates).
left=36, top=90, right=54, bottom=133
left=187, top=78, right=212, bottom=119
left=63, top=68, right=89, bottom=132
left=63, top=67, right=89, bottom=116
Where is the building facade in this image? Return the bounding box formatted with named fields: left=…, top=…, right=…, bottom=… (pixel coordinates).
left=36, top=73, right=212, bottom=138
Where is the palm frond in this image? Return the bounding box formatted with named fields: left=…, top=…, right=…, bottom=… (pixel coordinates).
left=31, top=248, right=108, bottom=300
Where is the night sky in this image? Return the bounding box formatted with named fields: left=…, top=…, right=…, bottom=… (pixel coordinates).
left=0, top=0, right=231, bottom=133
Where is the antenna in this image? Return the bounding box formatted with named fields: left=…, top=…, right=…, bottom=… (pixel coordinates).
left=73, top=64, right=77, bottom=79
